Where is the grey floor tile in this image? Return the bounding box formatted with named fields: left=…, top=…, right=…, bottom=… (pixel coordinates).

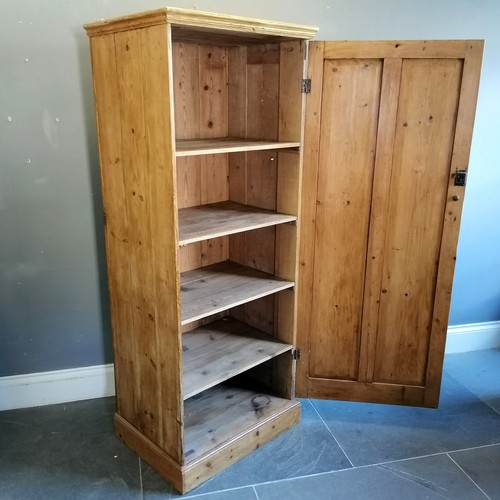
left=191, top=488, right=259, bottom=500
left=311, top=372, right=500, bottom=466
left=445, top=348, right=500, bottom=413
left=382, top=454, right=486, bottom=499
left=168, top=399, right=351, bottom=496
left=255, top=459, right=485, bottom=500
left=450, top=444, right=500, bottom=499
left=0, top=397, right=141, bottom=499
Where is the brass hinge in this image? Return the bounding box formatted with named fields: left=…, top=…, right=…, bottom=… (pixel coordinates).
left=292, top=348, right=301, bottom=360
left=301, top=78, right=311, bottom=94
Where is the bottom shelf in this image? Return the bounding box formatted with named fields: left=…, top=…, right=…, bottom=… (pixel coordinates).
left=184, top=383, right=297, bottom=465
left=115, top=386, right=300, bottom=493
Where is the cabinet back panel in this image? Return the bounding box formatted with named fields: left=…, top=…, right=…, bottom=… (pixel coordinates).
left=373, top=59, right=463, bottom=385
left=308, top=59, right=382, bottom=380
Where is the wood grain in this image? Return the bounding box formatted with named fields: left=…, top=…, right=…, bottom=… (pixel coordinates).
left=183, top=384, right=299, bottom=464
left=295, top=41, right=324, bottom=397
left=182, top=318, right=292, bottom=399
left=358, top=58, right=402, bottom=383
left=84, top=7, right=318, bottom=41
left=180, top=261, right=294, bottom=325
left=424, top=41, right=484, bottom=406
left=176, top=138, right=300, bottom=156
left=183, top=392, right=300, bottom=492
left=323, top=40, right=469, bottom=59
left=373, top=58, right=463, bottom=386
left=90, top=24, right=183, bottom=460
left=308, top=58, right=382, bottom=380
left=178, top=201, right=296, bottom=246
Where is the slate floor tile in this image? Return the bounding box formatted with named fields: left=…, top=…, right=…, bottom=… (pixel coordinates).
left=445, top=348, right=500, bottom=413
left=449, top=443, right=500, bottom=499
left=381, top=453, right=486, bottom=499
left=153, top=399, right=352, bottom=497
left=255, top=457, right=485, bottom=500
left=310, top=372, right=500, bottom=466
left=0, top=397, right=141, bottom=499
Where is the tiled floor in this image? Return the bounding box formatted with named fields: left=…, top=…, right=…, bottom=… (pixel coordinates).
left=1, top=349, right=499, bottom=499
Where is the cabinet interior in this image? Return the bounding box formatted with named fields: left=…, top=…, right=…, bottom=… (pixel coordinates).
left=171, top=35, right=304, bottom=463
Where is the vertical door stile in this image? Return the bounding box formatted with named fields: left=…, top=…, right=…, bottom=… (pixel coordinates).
left=424, top=40, right=484, bottom=406
left=358, top=58, right=402, bottom=383
left=295, top=41, right=325, bottom=397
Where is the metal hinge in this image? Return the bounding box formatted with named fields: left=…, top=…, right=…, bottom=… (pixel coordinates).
left=292, top=348, right=301, bottom=360
left=454, top=169, right=467, bottom=187
left=301, top=78, right=311, bottom=94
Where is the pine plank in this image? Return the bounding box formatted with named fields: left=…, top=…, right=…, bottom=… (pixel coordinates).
left=373, top=59, right=463, bottom=386
left=180, top=261, right=294, bottom=325
left=358, top=58, right=402, bottom=383
left=84, top=7, right=318, bottom=41
left=308, top=58, right=382, bottom=381
left=178, top=201, right=296, bottom=245
left=295, top=41, right=324, bottom=398
left=425, top=41, right=483, bottom=406
left=183, top=384, right=298, bottom=464
left=182, top=318, right=292, bottom=399
left=176, top=138, right=300, bottom=156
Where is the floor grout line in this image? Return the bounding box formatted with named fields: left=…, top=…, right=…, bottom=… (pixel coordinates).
left=308, top=399, right=355, bottom=468
left=445, top=369, right=500, bottom=416
left=185, top=442, right=500, bottom=496
left=138, top=457, right=144, bottom=500
left=447, top=453, right=491, bottom=500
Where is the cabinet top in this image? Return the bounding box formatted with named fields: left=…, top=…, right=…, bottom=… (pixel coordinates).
left=83, top=6, right=318, bottom=42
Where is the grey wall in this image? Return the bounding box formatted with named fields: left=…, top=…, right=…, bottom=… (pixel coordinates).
left=1, top=0, right=499, bottom=377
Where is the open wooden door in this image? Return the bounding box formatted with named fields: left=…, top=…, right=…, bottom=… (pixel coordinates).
left=296, top=40, right=483, bottom=407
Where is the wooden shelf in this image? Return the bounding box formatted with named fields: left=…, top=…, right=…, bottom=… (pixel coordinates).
left=182, top=318, right=292, bottom=400
left=180, top=261, right=294, bottom=325
left=184, top=383, right=299, bottom=464
left=175, top=138, right=300, bottom=157
left=178, top=201, right=296, bottom=246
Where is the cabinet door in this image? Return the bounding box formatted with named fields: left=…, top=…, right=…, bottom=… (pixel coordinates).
left=297, top=40, right=483, bottom=407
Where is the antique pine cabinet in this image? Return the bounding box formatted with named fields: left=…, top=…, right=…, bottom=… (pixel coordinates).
left=84, top=7, right=483, bottom=493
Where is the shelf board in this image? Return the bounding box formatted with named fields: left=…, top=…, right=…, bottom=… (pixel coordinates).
left=175, top=138, right=300, bottom=157
left=178, top=201, right=296, bottom=246
left=184, top=383, right=299, bottom=464
left=180, top=261, right=294, bottom=325
left=182, top=318, right=292, bottom=400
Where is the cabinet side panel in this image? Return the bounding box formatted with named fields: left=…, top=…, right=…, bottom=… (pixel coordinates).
left=90, top=34, right=136, bottom=424
left=308, top=59, right=382, bottom=380
left=112, top=25, right=183, bottom=460
left=373, top=59, right=463, bottom=386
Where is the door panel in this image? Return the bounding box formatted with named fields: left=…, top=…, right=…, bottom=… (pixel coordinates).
left=309, top=59, right=382, bottom=380
left=374, top=59, right=463, bottom=385
left=297, top=41, right=483, bottom=407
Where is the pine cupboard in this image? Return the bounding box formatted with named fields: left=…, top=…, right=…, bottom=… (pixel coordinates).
left=84, top=7, right=483, bottom=494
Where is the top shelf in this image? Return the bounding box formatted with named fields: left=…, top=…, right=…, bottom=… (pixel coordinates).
left=175, top=138, right=300, bottom=157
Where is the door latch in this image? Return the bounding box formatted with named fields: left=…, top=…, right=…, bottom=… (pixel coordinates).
left=454, top=169, right=467, bottom=187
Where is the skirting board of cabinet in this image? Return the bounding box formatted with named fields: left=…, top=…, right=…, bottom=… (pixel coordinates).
left=115, top=402, right=301, bottom=493
left=1, top=321, right=499, bottom=412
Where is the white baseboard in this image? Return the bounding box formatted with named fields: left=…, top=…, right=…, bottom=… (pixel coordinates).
left=1, top=321, right=499, bottom=411
left=0, top=364, right=115, bottom=411
left=445, top=320, right=500, bottom=354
